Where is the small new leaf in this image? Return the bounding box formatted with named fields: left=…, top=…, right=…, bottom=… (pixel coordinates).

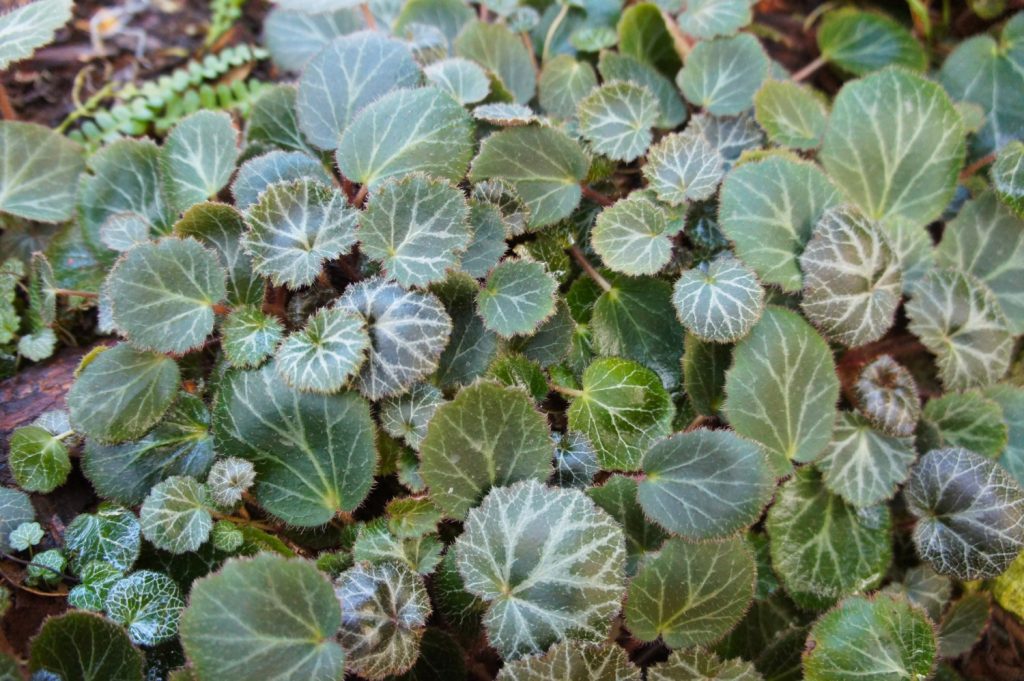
left=275, top=307, right=369, bottom=393
left=478, top=259, right=558, bottom=337
left=578, top=81, right=659, bottom=162
left=672, top=254, right=765, bottom=343
left=140, top=476, right=213, bottom=554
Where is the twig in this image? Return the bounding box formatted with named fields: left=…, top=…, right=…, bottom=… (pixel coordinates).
left=359, top=2, right=378, bottom=30
left=792, top=55, right=826, bottom=83
left=959, top=152, right=997, bottom=182
left=580, top=184, right=614, bottom=206
left=0, top=83, right=17, bottom=120
left=568, top=244, right=612, bottom=292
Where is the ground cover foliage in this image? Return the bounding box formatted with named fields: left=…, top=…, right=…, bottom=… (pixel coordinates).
left=1, top=0, right=1024, bottom=679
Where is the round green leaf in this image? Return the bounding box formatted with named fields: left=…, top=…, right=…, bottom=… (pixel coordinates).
left=174, top=201, right=265, bottom=307
left=206, top=457, right=256, bottom=508
left=985, top=383, right=1024, bottom=487
left=478, top=259, right=558, bottom=337
left=352, top=519, right=443, bottom=576
left=140, top=476, right=213, bottom=554
left=853, top=356, right=921, bottom=439
left=462, top=200, right=508, bottom=279
left=105, top=571, right=185, bottom=647
left=424, top=57, right=490, bottom=105
left=936, top=192, right=1024, bottom=334
left=231, top=150, right=333, bottom=211
left=598, top=51, right=687, bottom=129
left=0, top=120, right=84, bottom=223
left=221, top=305, right=285, bottom=369
left=625, top=536, right=755, bottom=649
left=920, top=390, right=1008, bottom=459
left=380, top=382, right=445, bottom=450
left=473, top=103, right=537, bottom=126
left=800, top=205, right=902, bottom=347
left=906, top=269, right=1013, bottom=391
left=677, top=0, right=753, bottom=39
left=263, top=8, right=362, bottom=73
left=360, top=173, right=471, bottom=288
left=497, top=641, right=641, bottom=681
left=539, top=55, right=598, bottom=119
left=578, top=81, right=659, bottom=162
left=754, top=79, right=828, bottom=150
left=820, top=67, right=964, bottom=228
left=672, top=254, right=765, bottom=343
left=296, top=32, right=420, bottom=150
left=214, top=364, right=376, bottom=526
left=817, top=9, right=927, bottom=76
left=29, top=611, right=143, bottom=681
left=68, top=344, right=180, bottom=444
left=79, top=139, right=171, bottom=241
left=766, top=468, right=892, bottom=609
left=430, top=272, right=499, bottom=389
left=677, top=34, right=768, bottom=115
left=642, top=130, right=724, bottom=205
left=420, top=381, right=553, bottom=518
left=591, top=195, right=671, bottom=276
left=68, top=561, right=124, bottom=612
left=99, top=212, right=150, bottom=252
left=648, top=648, right=762, bottom=681
left=336, top=86, right=474, bottom=190
left=335, top=562, right=431, bottom=679
left=719, top=156, right=840, bottom=292
left=639, top=429, right=774, bottom=539
left=816, top=411, right=917, bottom=508
left=242, top=178, right=358, bottom=289
left=181, top=555, right=344, bottom=681
left=454, top=20, right=536, bottom=105
left=0, top=0, right=74, bottom=71
left=246, top=83, right=319, bottom=155
left=275, top=307, right=369, bottom=393
left=0, top=487, right=35, bottom=554
left=64, top=504, right=141, bottom=573
left=884, top=564, right=952, bottom=623
left=724, top=307, right=840, bottom=475
left=9, top=425, right=70, bottom=493
left=469, top=125, right=589, bottom=229
left=566, top=357, right=674, bottom=471
left=906, top=447, right=1024, bottom=579
left=161, top=111, right=239, bottom=215
left=455, top=480, right=627, bottom=659
left=938, top=592, right=990, bottom=658
left=804, top=594, right=936, bottom=681
left=588, top=474, right=668, bottom=576
left=689, top=111, right=764, bottom=170
left=336, top=276, right=452, bottom=400
left=108, top=237, right=227, bottom=354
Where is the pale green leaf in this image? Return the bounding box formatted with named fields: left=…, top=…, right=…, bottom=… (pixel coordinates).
left=816, top=411, right=917, bottom=508
left=386, top=497, right=442, bottom=538
left=462, top=200, right=508, bottom=279
left=335, top=562, right=431, bottom=679
left=678, top=0, right=753, bottom=39
left=753, top=79, right=828, bottom=150
left=79, top=139, right=172, bottom=241
left=181, top=555, right=344, bottom=681
left=648, top=648, right=762, bottom=681
left=539, top=55, right=598, bottom=119
left=588, top=474, right=669, bottom=576
left=275, top=307, right=369, bottom=393
left=578, top=81, right=659, bottom=162
left=99, top=212, right=151, bottom=252
left=8, top=425, right=70, bottom=493
left=336, top=276, right=453, bottom=400
left=64, top=504, right=141, bottom=573
left=231, top=150, right=333, bottom=211
left=677, top=34, right=768, bottom=115
left=353, top=520, right=443, bottom=575
left=566, top=357, right=673, bottom=471
left=381, top=383, right=445, bottom=450
left=598, top=52, right=687, bottom=129
left=766, top=468, right=892, bottom=609
left=455, top=480, right=626, bottom=659
left=430, top=272, right=499, bottom=389
left=174, top=202, right=265, bottom=306
left=724, top=307, right=840, bottom=474
left=618, top=3, right=682, bottom=77
left=140, top=476, right=213, bottom=554
left=0, top=0, right=73, bottom=69
left=455, top=20, right=536, bottom=104
left=108, top=237, right=227, bottom=354
left=625, top=536, right=755, bottom=649
left=478, top=259, right=558, bottom=337
left=264, top=8, right=362, bottom=72
left=0, top=487, right=34, bottom=554
left=817, top=9, right=927, bottom=76
left=642, top=130, right=725, bottom=205
left=296, top=32, right=420, bottom=150
left=0, top=121, right=83, bottom=223
left=336, top=87, right=475, bottom=189
left=906, top=269, right=1013, bottom=391
left=214, top=364, right=377, bottom=525
left=497, top=641, right=641, bottom=681
left=804, top=594, right=936, bottom=681
left=360, top=174, right=470, bottom=287
left=161, top=111, right=240, bottom=215
left=206, top=457, right=256, bottom=508
left=820, top=67, right=964, bottom=228
left=105, top=571, right=185, bottom=646
left=984, top=383, right=1024, bottom=487
left=473, top=103, right=538, bottom=126
left=425, top=57, right=491, bottom=105
left=719, top=156, right=840, bottom=292
left=8, top=522, right=43, bottom=551
left=938, top=592, right=990, bottom=658
left=920, top=390, right=1008, bottom=459
left=420, top=381, right=553, bottom=518
left=639, top=428, right=774, bottom=539
left=591, top=195, right=671, bottom=276
left=221, top=305, right=285, bottom=369
left=29, top=611, right=144, bottom=681
left=243, top=178, right=358, bottom=288
left=469, top=125, right=589, bottom=228
left=17, top=328, right=56, bottom=362
left=688, top=111, right=764, bottom=170
left=672, top=254, right=765, bottom=343
left=68, top=344, right=180, bottom=444
left=246, top=84, right=319, bottom=155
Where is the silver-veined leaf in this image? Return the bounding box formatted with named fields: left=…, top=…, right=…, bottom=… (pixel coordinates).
left=335, top=562, right=431, bottom=679
left=753, top=79, right=828, bottom=150
left=804, top=594, right=936, bottom=681
left=884, top=564, right=951, bottom=622
left=263, top=8, right=362, bottom=72
left=672, top=254, right=765, bottom=343
left=242, top=178, right=358, bottom=289
left=79, top=139, right=171, bottom=241
left=336, top=86, right=474, bottom=190
left=454, top=20, right=536, bottom=104
left=336, top=276, right=453, bottom=400
left=99, top=212, right=150, bottom=252
left=360, top=174, right=471, bottom=288
left=104, top=571, right=185, bottom=647
left=648, top=648, right=761, bottom=681
left=642, top=129, right=724, bottom=205
left=473, top=103, right=537, bottom=126
left=455, top=480, right=626, bottom=659
left=161, top=111, right=240, bottom=215
left=213, top=365, right=376, bottom=526
left=724, top=307, right=840, bottom=475
left=380, top=383, right=445, bottom=450
left=28, top=611, right=144, bottom=681
left=800, top=205, right=902, bottom=347
left=424, top=57, right=490, bottom=105
left=207, top=457, right=256, bottom=508
left=817, top=8, right=927, bottom=76
left=766, top=468, right=892, bottom=609
left=905, top=269, right=1013, bottom=391
left=477, top=259, right=558, bottom=337
left=638, top=428, right=774, bottom=540
left=993, top=139, right=1024, bottom=216
left=139, top=475, right=213, bottom=554
left=688, top=111, right=764, bottom=170
left=296, top=32, right=420, bottom=150
left=469, top=125, right=589, bottom=229
left=68, top=561, right=124, bottom=612
left=68, top=344, right=180, bottom=444
left=180, top=555, right=345, bottom=681
left=820, top=67, right=965, bottom=228
left=676, top=33, right=768, bottom=115
left=906, top=447, right=1024, bottom=579
left=0, top=121, right=84, bottom=223
left=174, top=202, right=265, bottom=307
left=719, top=156, right=840, bottom=292
left=853, top=355, right=920, bottom=438
left=539, top=55, right=598, bottom=119
left=936, top=192, right=1024, bottom=334
left=461, top=200, right=507, bottom=279
left=221, top=305, right=284, bottom=369
left=920, top=390, right=1008, bottom=459
left=577, top=81, right=659, bottom=162
left=274, top=307, right=369, bottom=393
left=552, top=431, right=599, bottom=490
left=677, top=0, right=753, bottom=39
left=815, top=411, right=917, bottom=508
left=566, top=357, right=673, bottom=471
left=63, top=504, right=141, bottom=573
left=420, top=381, right=553, bottom=518
left=108, top=237, right=227, bottom=354
left=0, top=488, right=34, bottom=554
left=624, top=536, right=755, bottom=649
left=0, top=0, right=73, bottom=70
left=591, top=195, right=672, bottom=276
left=597, top=51, right=687, bottom=129
left=352, top=519, right=443, bottom=576
left=497, top=641, right=641, bottom=681
left=230, top=150, right=333, bottom=211
left=8, top=425, right=71, bottom=494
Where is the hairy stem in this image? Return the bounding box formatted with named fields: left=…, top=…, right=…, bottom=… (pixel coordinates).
left=959, top=152, right=997, bottom=181
left=54, top=288, right=98, bottom=299
left=0, top=83, right=17, bottom=120
left=792, top=55, right=826, bottom=83
left=359, top=2, right=378, bottom=30
left=542, top=2, right=570, bottom=63
left=581, top=184, right=614, bottom=206
left=569, top=244, right=612, bottom=292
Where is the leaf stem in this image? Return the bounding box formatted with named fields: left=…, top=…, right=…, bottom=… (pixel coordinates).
left=580, top=184, right=614, bottom=206
left=359, top=2, right=378, bottom=30
left=550, top=382, right=585, bottom=398
left=0, top=83, right=17, bottom=121
left=54, top=430, right=75, bottom=442
left=211, top=303, right=231, bottom=316
left=353, top=183, right=369, bottom=208
left=569, top=244, right=612, bottom=293
left=54, top=288, right=98, bottom=299
left=684, top=414, right=712, bottom=432
left=661, top=9, right=694, bottom=60
left=792, top=55, right=826, bottom=83
left=542, top=2, right=570, bottom=63
left=959, top=152, right=997, bottom=181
